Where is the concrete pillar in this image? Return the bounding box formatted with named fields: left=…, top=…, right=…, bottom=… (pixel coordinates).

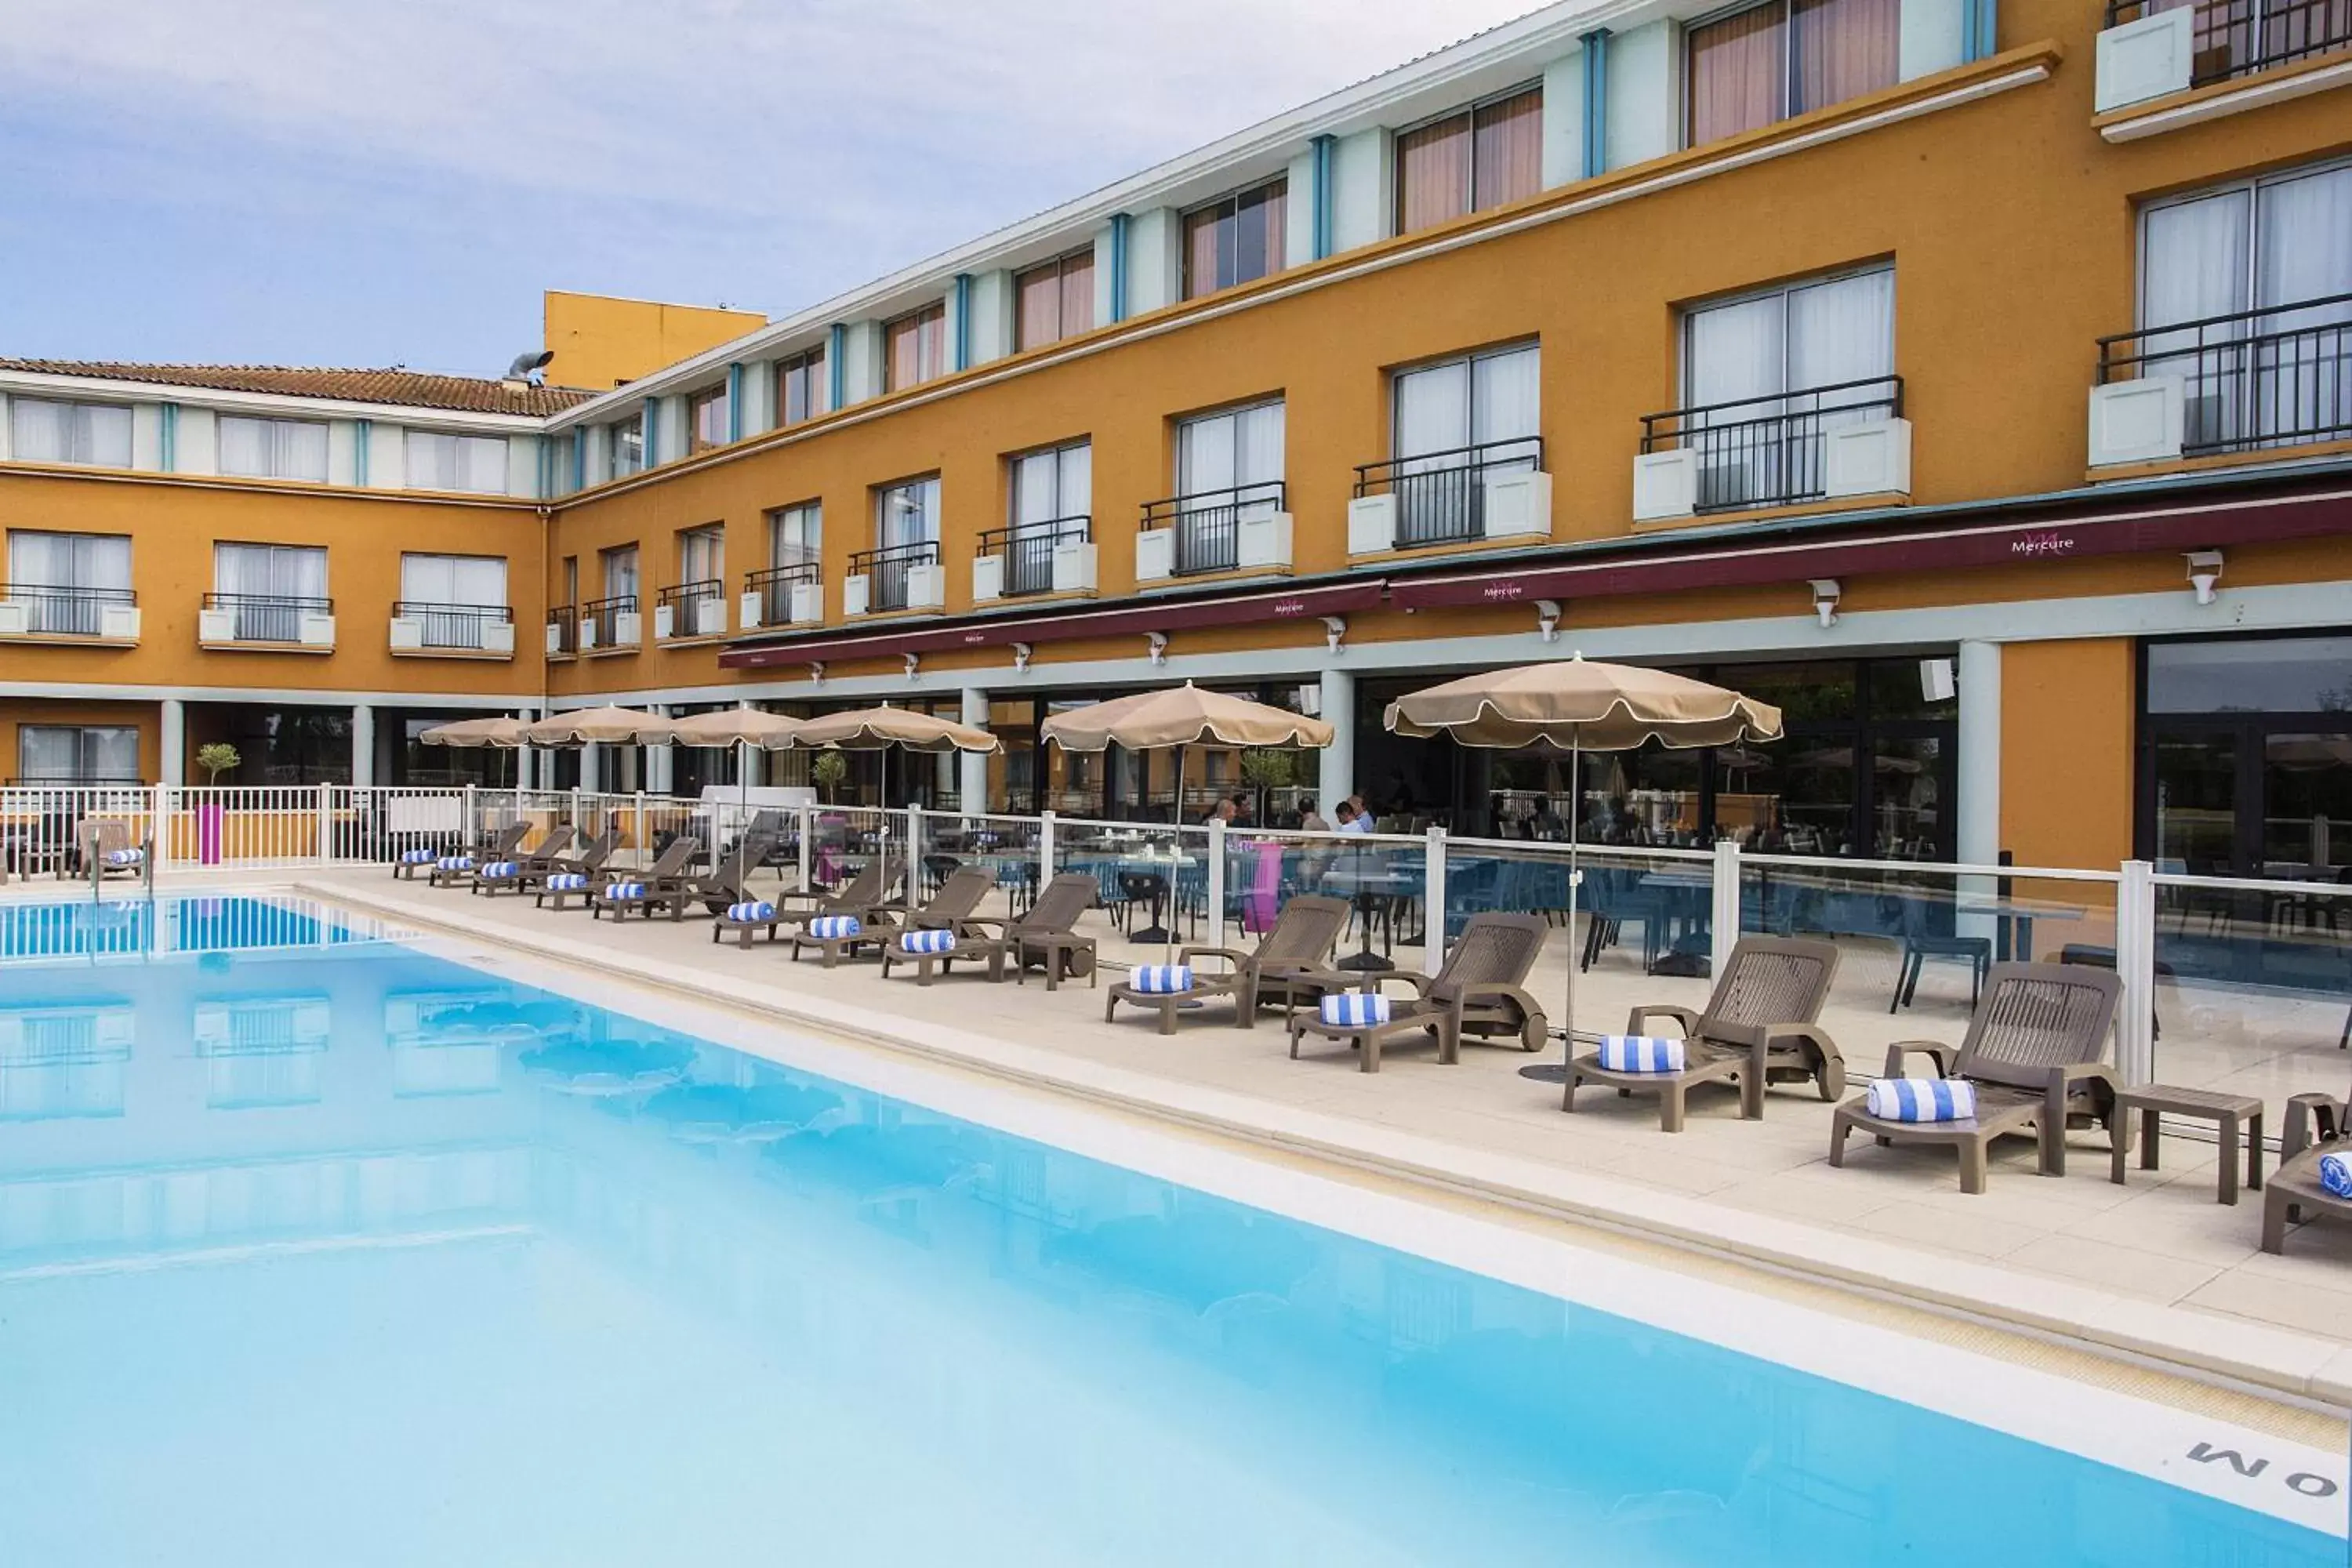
left=515, top=709, right=537, bottom=791
left=350, top=704, right=375, bottom=788
left=1316, top=670, right=1356, bottom=818
left=158, top=699, right=185, bottom=786
left=737, top=699, right=764, bottom=789
left=1957, top=641, right=2002, bottom=866
left=960, top=687, right=990, bottom=813
left=580, top=741, right=603, bottom=793
left=648, top=705, right=674, bottom=795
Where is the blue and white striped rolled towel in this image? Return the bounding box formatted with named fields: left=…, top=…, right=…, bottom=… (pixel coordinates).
left=1320, top=992, right=1392, bottom=1027
left=899, top=927, right=956, bottom=954
left=807, top=915, right=862, bottom=939
left=104, top=847, right=145, bottom=866
left=727, top=900, right=775, bottom=924
left=437, top=855, right=473, bottom=871
left=545, top=873, right=588, bottom=891
left=401, top=848, right=435, bottom=864
left=1131, top=964, right=1192, bottom=993
left=482, top=860, right=517, bottom=878
left=605, top=880, right=646, bottom=901
left=1865, top=1078, right=1977, bottom=1122
left=2320, top=1152, right=2351, bottom=1200
left=1596, top=1035, right=1685, bottom=1073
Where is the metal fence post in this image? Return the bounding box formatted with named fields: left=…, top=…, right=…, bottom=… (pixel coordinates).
left=1424, top=826, right=1447, bottom=978
left=151, top=782, right=172, bottom=870
left=1711, top=837, right=1742, bottom=980
left=569, top=786, right=584, bottom=836
left=463, top=784, right=479, bottom=848
left=2114, top=858, right=2158, bottom=1087
left=1207, top=818, right=1227, bottom=949
left=1039, top=810, right=1057, bottom=892
left=906, top=803, right=924, bottom=898
left=315, top=784, right=332, bottom=866
left=797, top=803, right=813, bottom=894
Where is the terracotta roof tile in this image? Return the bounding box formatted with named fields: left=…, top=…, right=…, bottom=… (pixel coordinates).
left=0, top=359, right=593, bottom=416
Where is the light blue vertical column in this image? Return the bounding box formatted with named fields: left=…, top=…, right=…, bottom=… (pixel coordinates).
left=1108, top=214, right=1131, bottom=325
left=952, top=274, right=973, bottom=372
left=1580, top=30, right=1611, bottom=179
left=1311, top=136, right=1337, bottom=260
left=641, top=397, right=659, bottom=466
left=354, top=419, right=371, bottom=486
left=159, top=403, right=179, bottom=472
left=571, top=429, right=586, bottom=492
left=827, top=323, right=848, bottom=410
left=1964, top=0, right=1998, bottom=60
left=725, top=363, right=743, bottom=441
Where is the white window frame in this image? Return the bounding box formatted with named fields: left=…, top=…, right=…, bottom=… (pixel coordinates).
left=7, top=398, right=132, bottom=468
left=216, top=416, right=329, bottom=482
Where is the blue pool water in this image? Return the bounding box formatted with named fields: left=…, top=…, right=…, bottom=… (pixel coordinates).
left=0, top=896, right=2341, bottom=1566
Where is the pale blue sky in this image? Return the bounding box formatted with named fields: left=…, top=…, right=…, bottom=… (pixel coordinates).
left=0, top=0, right=1539, bottom=380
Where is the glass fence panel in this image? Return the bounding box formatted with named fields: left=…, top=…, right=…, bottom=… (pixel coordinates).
left=2151, top=875, right=2350, bottom=1115
left=913, top=811, right=1041, bottom=924
left=1052, top=818, right=1211, bottom=968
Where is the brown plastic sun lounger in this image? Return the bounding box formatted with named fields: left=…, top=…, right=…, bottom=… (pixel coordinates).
left=473, top=825, right=576, bottom=895
left=1105, top=895, right=1350, bottom=1036
left=1288, top=912, right=1550, bottom=1072
left=590, top=837, right=703, bottom=920
left=1565, top=937, right=1843, bottom=1131
left=780, top=855, right=902, bottom=926
left=1006, top=873, right=1101, bottom=989
left=2261, top=1074, right=2347, bottom=1254
left=534, top=832, right=616, bottom=909
left=786, top=862, right=989, bottom=965
left=861, top=865, right=1025, bottom=982
left=1828, top=962, right=2122, bottom=1193
left=428, top=822, right=527, bottom=887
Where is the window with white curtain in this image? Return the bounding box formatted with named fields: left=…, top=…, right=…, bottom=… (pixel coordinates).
left=217, top=416, right=329, bottom=482
left=212, top=543, right=328, bottom=641
left=17, top=725, right=141, bottom=784
left=404, top=430, right=509, bottom=494
left=874, top=477, right=941, bottom=550
left=398, top=553, right=509, bottom=648
left=9, top=399, right=132, bottom=467
left=1172, top=401, right=1284, bottom=574
left=599, top=545, right=638, bottom=600
left=1005, top=441, right=1091, bottom=593
left=768, top=502, right=822, bottom=571
left=1388, top=344, right=1541, bottom=544
left=611, top=414, right=645, bottom=477
left=677, top=524, right=724, bottom=586
left=1679, top=267, right=1895, bottom=510
left=5, top=529, right=132, bottom=634
left=2139, top=160, right=2352, bottom=452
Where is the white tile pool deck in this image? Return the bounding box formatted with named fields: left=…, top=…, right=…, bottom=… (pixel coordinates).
left=20, top=866, right=2352, bottom=1416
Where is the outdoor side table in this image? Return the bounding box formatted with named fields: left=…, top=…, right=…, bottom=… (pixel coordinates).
left=2109, top=1086, right=2264, bottom=1206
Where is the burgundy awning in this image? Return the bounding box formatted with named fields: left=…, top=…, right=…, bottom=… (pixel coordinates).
left=721, top=579, right=1386, bottom=670
left=1388, top=489, right=2352, bottom=610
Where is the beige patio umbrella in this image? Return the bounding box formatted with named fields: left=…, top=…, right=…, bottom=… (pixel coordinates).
left=793, top=704, right=1000, bottom=822
left=670, top=708, right=806, bottom=816
left=418, top=716, right=528, bottom=748
left=521, top=706, right=680, bottom=745
left=1385, top=653, right=1784, bottom=1080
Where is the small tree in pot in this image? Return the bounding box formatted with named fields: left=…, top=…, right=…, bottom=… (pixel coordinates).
left=195, top=742, right=241, bottom=786
left=811, top=750, right=848, bottom=805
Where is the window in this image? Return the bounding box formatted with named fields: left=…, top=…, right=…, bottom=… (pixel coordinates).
left=1385, top=344, right=1542, bottom=545
left=1686, top=0, right=1900, bottom=147
left=590, top=545, right=637, bottom=646
left=677, top=523, right=724, bottom=585
left=601, top=544, right=639, bottom=600
left=1678, top=267, right=1896, bottom=510
left=404, top=430, right=508, bottom=494
left=2136, top=162, right=2352, bottom=454
left=217, top=416, right=328, bottom=482
left=689, top=386, right=731, bottom=452
left=884, top=304, right=949, bottom=392
left=5, top=529, right=133, bottom=635
left=212, top=543, right=328, bottom=641
left=17, top=726, right=140, bottom=784
left=1394, top=86, right=1543, bottom=235
left=1169, top=401, right=1284, bottom=575
left=874, top=476, right=942, bottom=550
left=398, top=554, right=509, bottom=649
left=1181, top=180, right=1287, bottom=300
left=1016, top=249, right=1098, bottom=351
left=9, top=398, right=132, bottom=467
left=769, top=501, right=822, bottom=570
left=1003, top=441, right=1091, bottom=594
left=778, top=346, right=827, bottom=426
left=611, top=413, right=645, bottom=477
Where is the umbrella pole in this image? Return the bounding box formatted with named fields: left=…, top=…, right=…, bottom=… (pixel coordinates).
left=1564, top=733, right=1580, bottom=1066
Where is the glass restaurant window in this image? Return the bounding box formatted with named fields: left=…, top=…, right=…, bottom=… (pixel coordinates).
left=218, top=416, right=329, bottom=482
left=8, top=398, right=132, bottom=467
left=777, top=346, right=826, bottom=426
left=405, top=430, right=507, bottom=494
left=1685, top=0, right=1900, bottom=147
left=2136, top=161, right=2352, bottom=454
left=1680, top=267, right=1895, bottom=510
left=1393, top=85, right=1542, bottom=236
left=1181, top=180, right=1287, bottom=301
left=1016, top=249, right=1097, bottom=352
left=884, top=303, right=949, bottom=393
left=688, top=385, right=731, bottom=452
left=1388, top=343, right=1541, bottom=543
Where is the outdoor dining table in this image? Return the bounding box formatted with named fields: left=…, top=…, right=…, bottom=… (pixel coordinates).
left=1319, top=861, right=1417, bottom=973
left=1064, top=849, right=1196, bottom=945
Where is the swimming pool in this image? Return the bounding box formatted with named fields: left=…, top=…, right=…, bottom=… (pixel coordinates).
left=1, top=894, right=2342, bottom=1565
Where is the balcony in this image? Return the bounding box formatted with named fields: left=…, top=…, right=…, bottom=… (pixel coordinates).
left=390, top=601, right=515, bottom=658
left=1134, top=481, right=1291, bottom=582
left=655, top=579, right=728, bottom=641
left=546, top=604, right=579, bottom=659
left=579, top=593, right=641, bottom=653
left=1348, top=437, right=1550, bottom=557
left=844, top=541, right=944, bottom=616
left=973, top=516, right=1094, bottom=602
left=1633, top=376, right=1910, bottom=522
left=0, top=584, right=140, bottom=644
left=2097, top=0, right=2352, bottom=114
left=2091, top=294, right=2352, bottom=466
left=198, top=593, right=335, bottom=651
left=742, top=562, right=823, bottom=630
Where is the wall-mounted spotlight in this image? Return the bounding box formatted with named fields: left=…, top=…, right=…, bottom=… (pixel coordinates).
left=1535, top=599, right=1562, bottom=644
left=1145, top=631, right=1169, bottom=666
left=2184, top=550, right=2224, bottom=606
left=808, top=661, right=826, bottom=685
left=1011, top=641, right=1033, bottom=674
left=1809, top=579, right=1842, bottom=629
left=1319, top=615, right=1347, bottom=655
left=903, top=652, right=920, bottom=681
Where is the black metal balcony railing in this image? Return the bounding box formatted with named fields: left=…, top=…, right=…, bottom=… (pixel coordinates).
left=546, top=604, right=578, bottom=656
left=203, top=591, right=332, bottom=644
left=2103, top=0, right=2352, bottom=87
left=583, top=593, right=637, bottom=647
left=2096, top=292, right=2352, bottom=457
left=656, top=579, right=726, bottom=637
left=746, top=561, right=821, bottom=624
left=1141, top=480, right=1286, bottom=576
left=3, top=583, right=136, bottom=637
left=977, top=515, right=1090, bottom=596
left=394, top=601, right=513, bottom=651
left=848, top=539, right=938, bottom=612
left=1639, top=376, right=1904, bottom=514
left=1353, top=436, right=1545, bottom=547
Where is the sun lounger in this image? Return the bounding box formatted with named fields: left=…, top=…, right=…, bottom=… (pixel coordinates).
left=76, top=820, right=152, bottom=883
left=1565, top=937, right=1843, bottom=1131
left=1005, top=873, right=1101, bottom=989
left=427, top=822, right=528, bottom=888
left=780, top=856, right=902, bottom=927
left=1828, top=963, right=2122, bottom=1193
left=2262, top=1075, right=2349, bottom=1254
left=1105, top=895, right=1349, bottom=1035
left=533, top=832, right=617, bottom=909
left=690, top=829, right=779, bottom=917
left=879, top=922, right=1007, bottom=985
left=590, top=837, right=703, bottom=920
left=472, top=825, right=577, bottom=896
left=795, top=864, right=996, bottom=967
left=1287, top=912, right=1549, bottom=1072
